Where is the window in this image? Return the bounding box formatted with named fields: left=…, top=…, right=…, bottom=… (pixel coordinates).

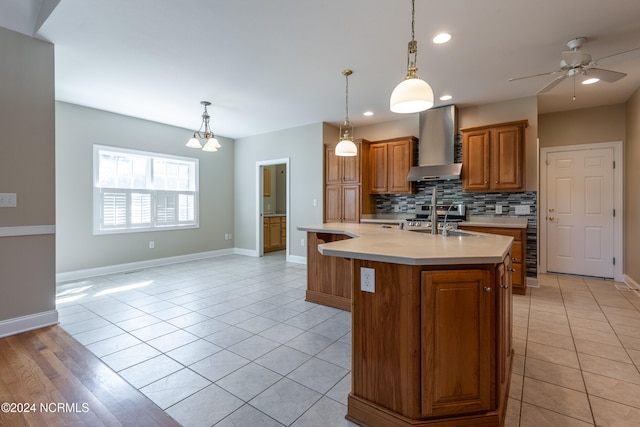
left=93, top=145, right=199, bottom=234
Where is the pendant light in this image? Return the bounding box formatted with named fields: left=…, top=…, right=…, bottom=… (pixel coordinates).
left=390, top=0, right=434, bottom=114
left=335, top=69, right=358, bottom=157
left=186, top=101, right=221, bottom=152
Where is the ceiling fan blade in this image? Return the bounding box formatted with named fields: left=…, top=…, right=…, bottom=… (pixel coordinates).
left=586, top=67, right=627, bottom=83
left=594, top=46, right=640, bottom=66
left=508, top=69, right=562, bottom=82
left=537, top=74, right=568, bottom=94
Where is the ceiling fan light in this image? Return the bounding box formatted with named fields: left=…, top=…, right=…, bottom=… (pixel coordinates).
left=582, top=77, right=600, bottom=85
left=390, top=77, right=434, bottom=113
left=186, top=135, right=202, bottom=148
left=335, top=139, right=358, bottom=157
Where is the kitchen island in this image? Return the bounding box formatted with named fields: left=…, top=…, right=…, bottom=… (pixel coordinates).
left=298, top=223, right=514, bottom=427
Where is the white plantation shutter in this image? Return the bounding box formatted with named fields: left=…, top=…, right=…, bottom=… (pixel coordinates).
left=102, top=192, right=127, bottom=227
left=178, top=193, right=195, bottom=222
left=130, top=192, right=151, bottom=225
left=94, top=145, right=199, bottom=234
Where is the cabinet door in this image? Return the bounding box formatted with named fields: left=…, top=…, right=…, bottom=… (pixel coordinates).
left=325, top=145, right=342, bottom=185
left=497, top=259, right=513, bottom=403
left=369, top=143, right=388, bottom=193
left=342, top=185, right=360, bottom=223
left=388, top=140, right=413, bottom=193
left=462, top=130, right=490, bottom=191
left=325, top=186, right=342, bottom=222
left=492, top=125, right=523, bottom=191
left=263, top=220, right=269, bottom=250
left=268, top=218, right=281, bottom=250
left=342, top=146, right=361, bottom=183
left=421, top=269, right=493, bottom=416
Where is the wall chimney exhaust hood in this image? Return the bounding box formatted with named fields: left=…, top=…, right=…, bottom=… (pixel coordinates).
left=407, top=105, right=461, bottom=181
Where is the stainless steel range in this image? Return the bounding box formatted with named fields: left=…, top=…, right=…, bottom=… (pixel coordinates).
left=405, top=203, right=466, bottom=231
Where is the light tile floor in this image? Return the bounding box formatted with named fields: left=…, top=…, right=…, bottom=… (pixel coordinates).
left=56, top=253, right=640, bottom=426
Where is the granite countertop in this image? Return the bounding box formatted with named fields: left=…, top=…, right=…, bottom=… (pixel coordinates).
left=264, top=212, right=286, bottom=217
left=297, top=222, right=513, bottom=266
left=460, top=215, right=528, bottom=229
left=360, top=214, right=413, bottom=224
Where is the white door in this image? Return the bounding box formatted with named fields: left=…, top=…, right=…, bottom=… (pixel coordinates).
left=546, top=148, right=615, bottom=278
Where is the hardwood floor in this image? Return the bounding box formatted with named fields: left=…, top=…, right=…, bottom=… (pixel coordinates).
left=0, top=325, right=179, bottom=427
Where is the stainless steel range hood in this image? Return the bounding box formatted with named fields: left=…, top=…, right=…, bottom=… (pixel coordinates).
left=407, top=105, right=461, bottom=181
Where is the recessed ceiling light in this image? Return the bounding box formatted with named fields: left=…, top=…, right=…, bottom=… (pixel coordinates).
left=363, top=111, right=374, bottom=116
left=582, top=78, right=599, bottom=85
left=439, top=95, right=453, bottom=101
left=433, top=33, right=452, bottom=44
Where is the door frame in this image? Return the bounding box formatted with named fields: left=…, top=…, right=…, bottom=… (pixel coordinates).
left=539, top=141, right=623, bottom=281
left=256, top=158, right=291, bottom=259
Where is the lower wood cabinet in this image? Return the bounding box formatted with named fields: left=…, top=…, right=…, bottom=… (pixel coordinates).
left=263, top=216, right=286, bottom=252
left=348, top=257, right=513, bottom=427
left=305, top=232, right=352, bottom=311
left=421, top=269, right=493, bottom=416
left=458, top=225, right=527, bottom=295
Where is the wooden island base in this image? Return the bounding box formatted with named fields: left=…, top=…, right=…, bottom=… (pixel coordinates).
left=347, top=259, right=513, bottom=427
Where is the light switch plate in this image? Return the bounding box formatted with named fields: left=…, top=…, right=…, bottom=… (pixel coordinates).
left=361, top=267, right=375, bottom=293
left=0, top=193, right=17, bottom=208
left=515, top=205, right=531, bottom=215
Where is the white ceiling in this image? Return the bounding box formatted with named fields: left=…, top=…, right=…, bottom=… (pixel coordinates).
left=2, top=0, right=640, bottom=139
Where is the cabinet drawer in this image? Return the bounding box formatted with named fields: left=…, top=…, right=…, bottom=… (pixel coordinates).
left=511, top=241, right=523, bottom=263
left=511, top=262, right=522, bottom=286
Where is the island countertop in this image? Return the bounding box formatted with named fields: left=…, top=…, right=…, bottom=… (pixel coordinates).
left=298, top=222, right=513, bottom=266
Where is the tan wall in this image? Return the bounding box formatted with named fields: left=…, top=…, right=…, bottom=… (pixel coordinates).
left=538, top=104, right=625, bottom=147
left=0, top=27, right=56, bottom=332
left=625, top=89, right=640, bottom=284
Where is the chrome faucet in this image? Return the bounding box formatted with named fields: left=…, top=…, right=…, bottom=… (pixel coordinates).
left=441, top=204, right=455, bottom=237
left=431, top=187, right=438, bottom=235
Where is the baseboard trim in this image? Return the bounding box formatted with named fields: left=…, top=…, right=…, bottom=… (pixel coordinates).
left=288, top=255, right=306, bottom=265
left=0, top=310, right=59, bottom=338
left=234, top=248, right=257, bottom=257
left=56, top=249, right=235, bottom=282
left=624, top=274, right=640, bottom=291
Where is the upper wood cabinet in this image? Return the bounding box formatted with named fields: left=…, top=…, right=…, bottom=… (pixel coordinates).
left=324, top=139, right=373, bottom=223
left=263, top=167, right=271, bottom=197
left=369, top=136, right=416, bottom=194
left=461, top=120, right=527, bottom=192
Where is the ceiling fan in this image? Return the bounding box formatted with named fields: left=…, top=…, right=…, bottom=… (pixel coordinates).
left=509, top=37, right=638, bottom=96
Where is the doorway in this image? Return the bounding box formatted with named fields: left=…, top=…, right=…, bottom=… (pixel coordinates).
left=540, top=141, right=623, bottom=280
left=256, top=159, right=290, bottom=259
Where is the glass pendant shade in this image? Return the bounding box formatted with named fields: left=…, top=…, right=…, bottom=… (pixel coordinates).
left=202, top=138, right=219, bottom=152
left=335, top=138, right=357, bottom=156
left=186, top=135, right=203, bottom=148
left=390, top=76, right=434, bottom=113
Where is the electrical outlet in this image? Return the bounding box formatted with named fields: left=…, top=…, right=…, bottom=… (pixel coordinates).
left=301, top=238, right=305, bottom=246
left=225, top=233, right=233, bottom=240
left=313, top=199, right=317, bottom=206
left=149, top=241, right=155, bottom=249
left=361, top=267, right=375, bottom=293
left=495, top=205, right=503, bottom=214
left=393, top=205, right=400, bottom=212
left=515, top=205, right=530, bottom=215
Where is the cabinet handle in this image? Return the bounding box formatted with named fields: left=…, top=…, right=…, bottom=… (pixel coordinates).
left=510, top=268, right=517, bottom=272
left=512, top=257, right=519, bottom=261
left=483, top=286, right=492, bottom=292
left=495, top=181, right=499, bottom=184
left=501, top=285, right=509, bottom=289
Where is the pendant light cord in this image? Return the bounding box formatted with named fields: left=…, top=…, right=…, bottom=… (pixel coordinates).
left=345, top=72, right=350, bottom=125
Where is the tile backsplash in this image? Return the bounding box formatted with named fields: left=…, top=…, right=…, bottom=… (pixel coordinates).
left=375, top=179, right=538, bottom=278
